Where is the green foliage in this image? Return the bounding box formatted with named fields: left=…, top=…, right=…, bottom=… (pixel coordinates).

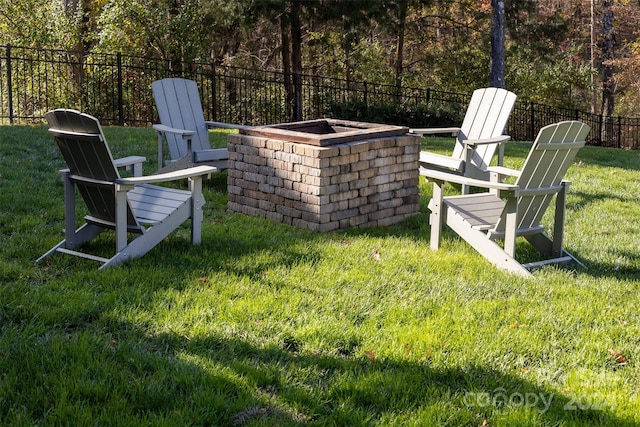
left=325, top=100, right=464, bottom=127
left=2, top=125, right=640, bottom=425
left=0, top=1, right=73, bottom=48
left=95, top=0, right=259, bottom=63
left=507, top=46, right=594, bottom=109
left=3, top=0, right=640, bottom=116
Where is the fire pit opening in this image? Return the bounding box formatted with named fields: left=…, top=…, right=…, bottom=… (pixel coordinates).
left=239, top=118, right=409, bottom=147
left=228, top=118, right=420, bottom=231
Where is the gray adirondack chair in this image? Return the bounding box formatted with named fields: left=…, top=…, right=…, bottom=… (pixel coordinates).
left=152, top=78, right=247, bottom=172
left=421, top=121, right=590, bottom=277
left=37, top=109, right=217, bottom=269
left=411, top=87, right=517, bottom=186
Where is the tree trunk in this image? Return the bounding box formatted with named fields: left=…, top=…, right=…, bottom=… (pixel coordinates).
left=281, top=4, right=294, bottom=121
left=601, top=0, right=615, bottom=117
left=394, top=0, right=408, bottom=98
left=63, top=0, right=85, bottom=103
left=590, top=0, right=597, bottom=114
left=290, top=0, right=303, bottom=121
left=489, top=0, right=505, bottom=88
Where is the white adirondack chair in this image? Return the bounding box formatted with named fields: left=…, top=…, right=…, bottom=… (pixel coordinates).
left=37, top=109, right=217, bottom=269
left=411, top=87, right=517, bottom=186
left=421, top=121, right=590, bottom=277
left=152, top=78, right=248, bottom=172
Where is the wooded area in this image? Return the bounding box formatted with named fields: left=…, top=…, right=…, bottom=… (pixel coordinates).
left=0, top=0, right=639, bottom=118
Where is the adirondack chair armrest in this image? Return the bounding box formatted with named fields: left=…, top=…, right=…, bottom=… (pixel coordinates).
left=205, top=121, right=252, bottom=131
left=116, top=165, right=217, bottom=186
left=463, top=135, right=511, bottom=168
left=464, top=135, right=511, bottom=146
left=409, top=127, right=461, bottom=137
left=59, top=154, right=147, bottom=179
left=420, top=167, right=519, bottom=194
left=152, top=124, right=196, bottom=138
left=113, top=156, right=146, bottom=167
left=486, top=165, right=521, bottom=181
left=113, top=156, right=146, bottom=177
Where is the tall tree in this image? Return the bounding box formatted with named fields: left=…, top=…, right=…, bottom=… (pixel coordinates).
left=600, top=0, right=615, bottom=117
left=394, top=0, right=408, bottom=94
left=489, top=0, right=505, bottom=88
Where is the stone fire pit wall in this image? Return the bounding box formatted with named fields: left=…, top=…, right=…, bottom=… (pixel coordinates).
left=227, top=125, right=421, bottom=232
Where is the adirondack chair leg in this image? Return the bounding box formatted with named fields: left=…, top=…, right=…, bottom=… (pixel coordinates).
left=489, top=170, right=501, bottom=196
left=552, top=182, right=568, bottom=257
left=461, top=144, right=472, bottom=194
left=497, top=142, right=505, bottom=166
left=503, top=196, right=518, bottom=258
left=428, top=180, right=445, bottom=250
left=184, top=135, right=194, bottom=163
left=189, top=175, right=205, bottom=244
left=130, top=162, right=142, bottom=177
left=58, top=172, right=105, bottom=249
left=63, top=171, right=77, bottom=247
left=115, top=184, right=131, bottom=252
left=157, top=132, right=165, bottom=171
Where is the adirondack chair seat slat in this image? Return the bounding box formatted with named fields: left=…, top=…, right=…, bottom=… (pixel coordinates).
left=422, top=120, right=590, bottom=277
left=37, top=108, right=217, bottom=269
left=128, top=185, right=193, bottom=223
left=443, top=194, right=505, bottom=229
left=127, top=184, right=192, bottom=206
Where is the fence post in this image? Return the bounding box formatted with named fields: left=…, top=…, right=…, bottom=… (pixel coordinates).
left=117, top=52, right=124, bottom=125
left=211, top=63, right=217, bottom=122
left=6, top=44, right=13, bottom=124
left=617, top=116, right=622, bottom=148
left=598, top=114, right=603, bottom=146
left=293, top=71, right=302, bottom=121
left=530, top=101, right=535, bottom=141
left=363, top=80, right=368, bottom=107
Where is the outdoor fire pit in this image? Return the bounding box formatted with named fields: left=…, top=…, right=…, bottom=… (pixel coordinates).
left=227, top=118, right=420, bottom=231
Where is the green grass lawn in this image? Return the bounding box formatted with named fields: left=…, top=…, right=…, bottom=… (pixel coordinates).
left=1, top=124, right=639, bottom=426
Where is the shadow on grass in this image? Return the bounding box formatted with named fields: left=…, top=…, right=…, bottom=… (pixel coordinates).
left=62, top=317, right=633, bottom=425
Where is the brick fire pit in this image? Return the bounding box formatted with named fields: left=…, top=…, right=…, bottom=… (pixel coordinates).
left=227, top=119, right=420, bottom=231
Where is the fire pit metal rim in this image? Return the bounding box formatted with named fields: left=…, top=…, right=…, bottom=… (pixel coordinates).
left=239, top=118, right=409, bottom=147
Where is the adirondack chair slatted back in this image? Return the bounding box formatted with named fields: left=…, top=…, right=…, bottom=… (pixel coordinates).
left=495, top=121, right=589, bottom=232
left=452, top=87, right=517, bottom=169
left=152, top=78, right=211, bottom=160
left=45, top=109, right=139, bottom=230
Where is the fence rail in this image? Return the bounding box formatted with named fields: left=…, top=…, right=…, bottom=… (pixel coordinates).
left=1, top=44, right=638, bottom=148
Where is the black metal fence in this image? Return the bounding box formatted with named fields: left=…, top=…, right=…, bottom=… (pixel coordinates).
left=1, top=44, right=638, bottom=148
